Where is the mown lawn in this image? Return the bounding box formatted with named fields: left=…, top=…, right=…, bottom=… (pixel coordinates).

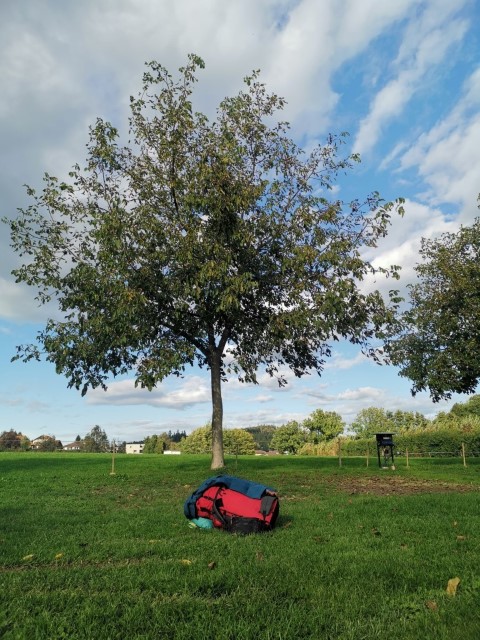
left=1, top=453, right=479, bottom=639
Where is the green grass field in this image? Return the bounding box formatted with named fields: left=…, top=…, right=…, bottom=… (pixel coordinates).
left=1, top=453, right=480, bottom=639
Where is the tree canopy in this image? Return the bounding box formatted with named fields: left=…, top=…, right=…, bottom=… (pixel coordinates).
left=83, top=425, right=109, bottom=453
left=303, top=408, right=344, bottom=442
left=244, top=424, right=277, bottom=451
left=36, top=435, right=62, bottom=452
left=350, top=407, right=428, bottom=437
left=0, top=430, right=30, bottom=451
left=143, top=434, right=168, bottom=453
left=450, top=394, right=480, bottom=418
left=270, top=421, right=306, bottom=454
left=350, top=407, right=388, bottom=438
left=4, top=54, right=404, bottom=469
left=143, top=430, right=186, bottom=452
left=387, top=208, right=480, bottom=401
left=181, top=423, right=255, bottom=455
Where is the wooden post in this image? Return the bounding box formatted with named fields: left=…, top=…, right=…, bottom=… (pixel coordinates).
left=462, top=442, right=467, bottom=468
left=338, top=438, right=342, bottom=467
left=366, top=446, right=369, bottom=468
left=406, top=448, right=409, bottom=469
left=110, top=439, right=116, bottom=475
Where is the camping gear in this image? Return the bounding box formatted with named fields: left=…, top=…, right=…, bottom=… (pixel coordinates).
left=184, top=475, right=279, bottom=534
left=188, top=517, right=214, bottom=529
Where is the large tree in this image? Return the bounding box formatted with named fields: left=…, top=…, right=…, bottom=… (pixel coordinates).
left=386, top=409, right=429, bottom=432
left=450, top=394, right=480, bottom=418
left=181, top=423, right=255, bottom=455
left=303, top=409, right=344, bottom=442
left=351, top=407, right=429, bottom=437
left=0, top=430, right=29, bottom=451
left=143, top=434, right=168, bottom=453
left=37, top=435, right=62, bottom=451
left=83, top=425, right=110, bottom=453
left=244, top=424, right=277, bottom=451
left=350, top=407, right=389, bottom=438
left=4, top=55, right=403, bottom=469
left=270, top=421, right=306, bottom=454
left=387, top=210, right=480, bottom=401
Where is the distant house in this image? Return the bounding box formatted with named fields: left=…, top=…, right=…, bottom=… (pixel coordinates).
left=63, top=441, right=83, bottom=451
left=164, top=450, right=181, bottom=455
left=30, top=435, right=56, bottom=450
left=126, top=442, right=144, bottom=454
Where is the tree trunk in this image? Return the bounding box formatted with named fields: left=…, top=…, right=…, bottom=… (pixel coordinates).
left=210, top=351, right=225, bottom=470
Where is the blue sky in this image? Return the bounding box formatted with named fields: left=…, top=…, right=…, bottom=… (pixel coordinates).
left=1, top=0, right=480, bottom=445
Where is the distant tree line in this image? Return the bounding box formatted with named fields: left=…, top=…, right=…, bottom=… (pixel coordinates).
left=243, top=425, right=276, bottom=451
left=143, top=430, right=187, bottom=453
left=0, top=426, right=189, bottom=453
left=3, top=396, right=480, bottom=454
left=178, top=396, right=480, bottom=456
left=0, top=424, right=112, bottom=453
left=178, top=409, right=345, bottom=455
left=349, top=408, right=429, bottom=438
left=180, top=424, right=256, bottom=455
left=341, top=421, right=480, bottom=458
left=264, top=409, right=345, bottom=455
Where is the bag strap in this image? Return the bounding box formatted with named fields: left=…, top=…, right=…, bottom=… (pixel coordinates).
left=209, top=485, right=228, bottom=527
left=259, top=495, right=276, bottom=518
left=212, top=499, right=227, bottom=527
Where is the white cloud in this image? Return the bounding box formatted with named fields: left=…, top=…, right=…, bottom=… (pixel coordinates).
left=379, top=140, right=410, bottom=171
left=0, top=392, right=50, bottom=413
left=359, top=198, right=459, bottom=300
left=87, top=376, right=210, bottom=409
left=0, top=30, right=79, bottom=119
left=394, top=0, right=468, bottom=66
left=325, top=351, right=368, bottom=371
left=265, top=0, right=423, bottom=138
left=0, top=278, right=51, bottom=323
left=100, top=416, right=206, bottom=439
left=359, top=67, right=480, bottom=304
left=0, top=0, right=444, bottom=323
left=1, top=0, right=477, bottom=445
left=253, top=394, right=274, bottom=403
left=223, top=408, right=305, bottom=429
left=397, top=67, right=480, bottom=222
left=354, top=4, right=469, bottom=155
left=255, top=368, right=299, bottom=390
left=302, top=384, right=455, bottom=424
left=224, top=364, right=299, bottom=393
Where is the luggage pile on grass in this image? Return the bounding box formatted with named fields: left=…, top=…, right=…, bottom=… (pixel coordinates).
left=184, top=475, right=279, bottom=534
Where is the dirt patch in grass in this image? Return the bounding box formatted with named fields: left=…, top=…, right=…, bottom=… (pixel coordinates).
left=328, top=474, right=479, bottom=496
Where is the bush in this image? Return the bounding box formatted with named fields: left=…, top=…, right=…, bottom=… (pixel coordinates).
left=181, top=424, right=255, bottom=455
left=298, top=440, right=340, bottom=456
left=341, top=419, right=480, bottom=457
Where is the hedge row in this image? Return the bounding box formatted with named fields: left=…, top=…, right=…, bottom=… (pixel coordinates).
left=339, top=428, right=480, bottom=457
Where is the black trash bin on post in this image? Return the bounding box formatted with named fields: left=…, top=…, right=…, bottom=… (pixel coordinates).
left=375, top=433, right=395, bottom=469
